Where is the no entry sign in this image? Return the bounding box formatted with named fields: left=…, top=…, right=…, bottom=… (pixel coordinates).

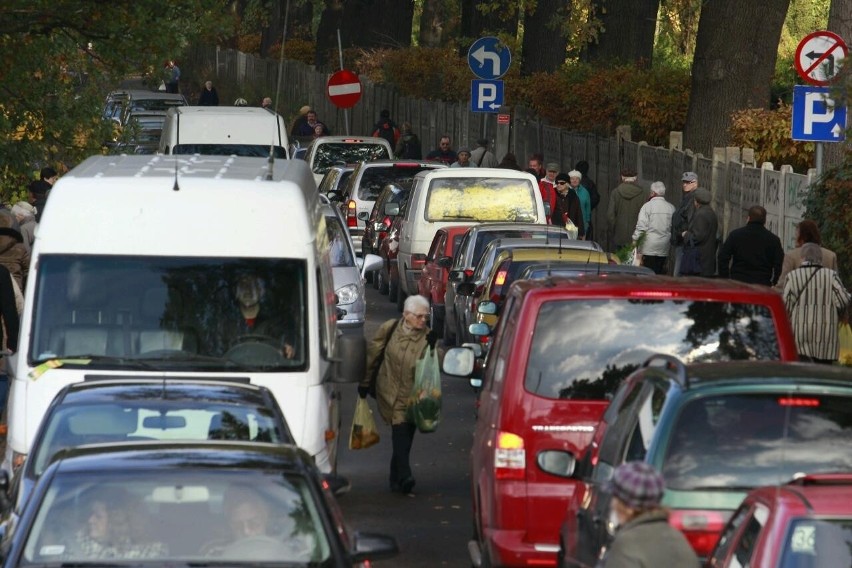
left=795, top=30, right=848, bottom=86
left=326, top=69, right=362, bottom=109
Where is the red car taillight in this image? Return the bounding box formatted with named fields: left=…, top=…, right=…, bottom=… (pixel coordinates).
left=346, top=200, right=357, bottom=227
left=668, top=509, right=731, bottom=558
left=494, top=431, right=525, bottom=480
left=489, top=269, right=507, bottom=303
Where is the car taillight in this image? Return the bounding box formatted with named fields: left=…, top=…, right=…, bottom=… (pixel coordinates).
left=490, top=269, right=507, bottom=302
left=382, top=216, right=392, bottom=229
left=494, top=431, right=525, bottom=480
left=346, top=200, right=357, bottom=227
left=669, top=509, right=731, bottom=558
left=412, top=253, right=427, bottom=270
left=778, top=396, right=820, bottom=407
left=463, top=268, right=474, bottom=281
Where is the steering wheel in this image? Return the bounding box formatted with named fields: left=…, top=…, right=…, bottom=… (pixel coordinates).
left=224, top=335, right=287, bottom=366
left=220, top=535, right=297, bottom=560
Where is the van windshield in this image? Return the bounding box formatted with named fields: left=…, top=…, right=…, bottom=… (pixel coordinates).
left=426, top=176, right=539, bottom=222
left=31, top=255, right=307, bottom=372
left=172, top=144, right=288, bottom=158
left=525, top=299, right=781, bottom=400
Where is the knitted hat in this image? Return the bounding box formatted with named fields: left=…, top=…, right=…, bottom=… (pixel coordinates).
left=694, top=187, right=712, bottom=205
left=567, top=170, right=582, bottom=179
left=609, top=462, right=665, bottom=510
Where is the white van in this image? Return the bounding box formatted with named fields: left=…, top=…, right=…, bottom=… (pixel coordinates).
left=395, top=168, right=547, bottom=302
left=5, top=155, right=364, bottom=475
left=158, top=106, right=291, bottom=158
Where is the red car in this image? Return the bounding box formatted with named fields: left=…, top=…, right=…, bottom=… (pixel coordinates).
left=708, top=474, right=852, bottom=568
left=417, top=225, right=468, bottom=335
left=442, top=276, right=798, bottom=568
left=377, top=202, right=406, bottom=303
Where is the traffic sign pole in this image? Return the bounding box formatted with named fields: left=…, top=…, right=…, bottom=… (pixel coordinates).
left=336, top=29, right=349, bottom=135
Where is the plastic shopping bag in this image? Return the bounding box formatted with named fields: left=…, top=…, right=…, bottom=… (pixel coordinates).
left=839, top=322, right=852, bottom=366
left=349, top=398, right=380, bottom=450
left=408, top=347, right=442, bottom=433
left=564, top=218, right=579, bottom=240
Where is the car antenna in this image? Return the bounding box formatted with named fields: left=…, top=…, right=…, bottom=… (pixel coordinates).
left=173, top=157, right=180, bottom=191
left=266, top=0, right=291, bottom=181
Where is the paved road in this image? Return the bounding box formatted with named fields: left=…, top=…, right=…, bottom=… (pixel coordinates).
left=337, top=284, right=475, bottom=567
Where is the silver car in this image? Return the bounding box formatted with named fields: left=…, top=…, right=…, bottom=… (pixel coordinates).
left=321, top=197, right=381, bottom=334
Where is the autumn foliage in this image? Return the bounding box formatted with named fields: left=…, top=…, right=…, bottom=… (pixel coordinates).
left=729, top=105, right=814, bottom=172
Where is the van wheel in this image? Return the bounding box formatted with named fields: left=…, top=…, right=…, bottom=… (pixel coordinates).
left=377, top=267, right=389, bottom=295
left=396, top=287, right=406, bottom=312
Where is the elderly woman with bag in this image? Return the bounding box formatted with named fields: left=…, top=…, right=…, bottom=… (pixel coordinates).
left=358, top=295, right=437, bottom=495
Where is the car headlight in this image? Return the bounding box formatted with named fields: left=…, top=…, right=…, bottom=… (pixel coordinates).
left=336, top=283, right=360, bottom=305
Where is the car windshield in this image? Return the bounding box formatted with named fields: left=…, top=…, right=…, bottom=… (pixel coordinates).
left=426, top=176, right=539, bottom=222
left=33, top=400, right=288, bottom=476
left=31, top=255, right=307, bottom=371
left=172, top=144, right=288, bottom=158
left=662, top=393, right=852, bottom=490
left=313, top=143, right=391, bottom=175
left=780, top=518, right=852, bottom=567
left=525, top=299, right=782, bottom=400
left=21, top=471, right=332, bottom=564
left=356, top=165, right=434, bottom=200
left=129, top=99, right=185, bottom=112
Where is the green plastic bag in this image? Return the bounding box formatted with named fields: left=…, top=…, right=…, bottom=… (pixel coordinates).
left=349, top=398, right=380, bottom=450
left=408, top=347, right=442, bottom=433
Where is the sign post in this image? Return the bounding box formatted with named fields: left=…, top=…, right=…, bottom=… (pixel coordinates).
left=792, top=31, right=848, bottom=176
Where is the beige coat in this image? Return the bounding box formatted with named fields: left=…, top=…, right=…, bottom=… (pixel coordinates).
left=776, top=245, right=838, bottom=290
left=361, top=318, right=428, bottom=425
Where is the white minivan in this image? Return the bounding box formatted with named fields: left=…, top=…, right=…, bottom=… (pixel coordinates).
left=158, top=106, right=291, bottom=158
left=5, top=155, right=364, bottom=475
left=395, top=168, right=548, bottom=304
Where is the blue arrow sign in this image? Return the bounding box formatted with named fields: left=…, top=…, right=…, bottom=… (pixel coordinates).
left=471, top=80, right=504, bottom=113
left=467, top=37, right=512, bottom=80
left=791, top=85, right=847, bottom=142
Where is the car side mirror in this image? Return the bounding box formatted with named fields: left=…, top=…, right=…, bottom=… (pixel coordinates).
left=477, top=301, right=497, bottom=315
left=436, top=256, right=453, bottom=269
left=441, top=347, right=476, bottom=377
left=448, top=270, right=463, bottom=283
left=468, top=322, right=491, bottom=337
left=537, top=451, right=576, bottom=478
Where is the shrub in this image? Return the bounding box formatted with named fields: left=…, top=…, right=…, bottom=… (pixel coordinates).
left=804, top=154, right=852, bottom=286
left=729, top=105, right=814, bottom=172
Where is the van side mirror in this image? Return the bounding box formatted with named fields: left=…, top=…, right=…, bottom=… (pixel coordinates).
left=350, top=532, right=399, bottom=563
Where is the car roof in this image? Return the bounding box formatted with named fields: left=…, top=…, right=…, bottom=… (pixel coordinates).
left=52, top=441, right=314, bottom=474
left=683, top=361, right=852, bottom=389
left=465, top=222, right=564, bottom=235
left=57, top=378, right=273, bottom=407
left=751, top=476, right=852, bottom=515
left=108, top=90, right=187, bottom=102
left=495, top=247, right=608, bottom=263
left=484, top=236, right=602, bottom=253
left=354, top=159, right=446, bottom=169
left=520, top=262, right=653, bottom=278
left=413, top=167, right=538, bottom=181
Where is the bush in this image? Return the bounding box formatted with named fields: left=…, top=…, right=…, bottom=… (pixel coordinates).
left=804, top=156, right=852, bottom=286
left=266, top=38, right=315, bottom=64
left=729, top=105, right=814, bottom=172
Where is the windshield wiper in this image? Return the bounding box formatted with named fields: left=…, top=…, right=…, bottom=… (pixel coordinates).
left=440, top=215, right=475, bottom=220
left=31, top=355, right=160, bottom=372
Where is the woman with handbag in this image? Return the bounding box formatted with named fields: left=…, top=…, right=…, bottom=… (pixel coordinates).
left=681, top=188, right=718, bottom=277
left=783, top=243, right=851, bottom=364
left=358, top=295, right=437, bottom=495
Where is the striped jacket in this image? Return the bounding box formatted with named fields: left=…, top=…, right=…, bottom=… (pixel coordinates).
left=783, top=264, right=851, bottom=360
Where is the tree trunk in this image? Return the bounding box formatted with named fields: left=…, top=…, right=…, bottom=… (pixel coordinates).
left=683, top=0, right=792, bottom=156
left=341, top=0, right=414, bottom=49
left=520, top=0, right=568, bottom=75
left=460, top=1, right=519, bottom=56
left=314, top=0, right=343, bottom=69
left=824, top=0, right=852, bottom=171
left=586, top=0, right=659, bottom=66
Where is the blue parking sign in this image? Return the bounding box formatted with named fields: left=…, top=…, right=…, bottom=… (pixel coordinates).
left=471, top=80, right=504, bottom=113
left=791, top=85, right=847, bottom=142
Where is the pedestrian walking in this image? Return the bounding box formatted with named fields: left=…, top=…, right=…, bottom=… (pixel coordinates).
left=567, top=170, right=591, bottom=239
left=575, top=161, right=601, bottom=239
left=450, top=147, right=476, bottom=168
left=681, top=188, right=718, bottom=277
left=359, top=295, right=438, bottom=495
left=775, top=219, right=838, bottom=290
left=671, top=171, right=699, bottom=275
left=718, top=205, right=784, bottom=286
left=783, top=243, right=850, bottom=364
left=531, top=165, right=557, bottom=224
left=470, top=138, right=498, bottom=168
left=165, top=60, right=180, bottom=94
left=632, top=181, right=675, bottom=275
left=598, top=462, right=699, bottom=568
left=197, top=80, right=219, bottom=106
left=607, top=169, right=645, bottom=253
left=395, top=122, right=422, bottom=159
left=371, top=110, right=401, bottom=148
left=551, top=173, right=584, bottom=235
left=425, top=135, right=457, bottom=165
left=0, top=210, right=29, bottom=291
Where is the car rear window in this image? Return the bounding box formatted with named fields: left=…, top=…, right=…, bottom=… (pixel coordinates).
left=357, top=165, right=435, bottom=201
left=426, top=176, right=539, bottom=222
left=472, top=230, right=556, bottom=265
left=313, top=143, right=391, bottom=175
left=662, top=393, right=852, bottom=490
left=173, top=144, right=287, bottom=158
left=525, top=299, right=782, bottom=400
left=780, top=519, right=852, bottom=567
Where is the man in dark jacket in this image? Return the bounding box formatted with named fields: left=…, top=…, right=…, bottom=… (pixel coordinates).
left=0, top=263, right=20, bottom=412
left=606, top=169, right=645, bottom=253
left=671, top=171, right=699, bottom=275
left=682, top=188, right=718, bottom=277
left=718, top=205, right=785, bottom=286
left=574, top=161, right=600, bottom=239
